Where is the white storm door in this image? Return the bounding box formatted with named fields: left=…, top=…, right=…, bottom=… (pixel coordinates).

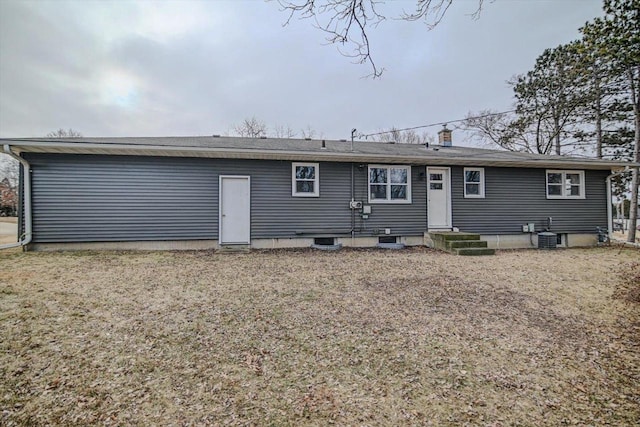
left=427, top=167, right=452, bottom=229
left=219, top=176, right=250, bottom=244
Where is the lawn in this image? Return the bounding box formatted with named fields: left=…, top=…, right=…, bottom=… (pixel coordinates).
left=1, top=247, right=639, bottom=426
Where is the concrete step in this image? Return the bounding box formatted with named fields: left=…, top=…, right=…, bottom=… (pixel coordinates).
left=447, top=240, right=488, bottom=250
left=217, top=245, right=251, bottom=254
left=429, top=232, right=481, bottom=242
left=455, top=247, right=495, bottom=256
left=428, top=231, right=494, bottom=255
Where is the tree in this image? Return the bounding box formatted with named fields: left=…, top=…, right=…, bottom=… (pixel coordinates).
left=46, top=128, right=83, bottom=138
left=0, top=156, right=18, bottom=188
left=375, top=127, right=433, bottom=144
left=0, top=154, right=19, bottom=217
left=233, top=117, right=267, bottom=138
left=273, top=124, right=297, bottom=138
left=466, top=43, right=593, bottom=156
left=581, top=0, right=640, bottom=242
left=277, top=0, right=485, bottom=77
left=300, top=125, right=318, bottom=139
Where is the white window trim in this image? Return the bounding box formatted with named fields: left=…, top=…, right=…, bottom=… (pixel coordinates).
left=367, top=165, right=412, bottom=204
left=546, top=170, right=585, bottom=199
left=292, top=162, right=319, bottom=197
left=463, top=167, right=485, bottom=198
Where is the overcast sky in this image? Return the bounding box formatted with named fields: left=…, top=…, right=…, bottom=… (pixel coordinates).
left=0, top=0, right=604, bottom=145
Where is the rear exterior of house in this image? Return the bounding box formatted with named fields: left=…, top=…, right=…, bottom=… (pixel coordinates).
left=1, top=136, right=625, bottom=251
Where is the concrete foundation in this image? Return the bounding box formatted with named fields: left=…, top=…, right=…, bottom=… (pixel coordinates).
left=27, top=240, right=220, bottom=251
left=24, top=233, right=598, bottom=252
left=480, top=233, right=598, bottom=249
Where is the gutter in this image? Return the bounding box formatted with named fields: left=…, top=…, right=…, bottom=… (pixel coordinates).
left=606, top=167, right=632, bottom=240
left=1, top=145, right=31, bottom=250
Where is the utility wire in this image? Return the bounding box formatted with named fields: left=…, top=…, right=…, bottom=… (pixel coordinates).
left=362, top=75, right=634, bottom=139
left=362, top=109, right=517, bottom=139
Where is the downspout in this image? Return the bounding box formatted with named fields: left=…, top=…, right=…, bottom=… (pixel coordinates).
left=606, top=168, right=630, bottom=241
left=1, top=145, right=31, bottom=250
left=350, top=163, right=355, bottom=239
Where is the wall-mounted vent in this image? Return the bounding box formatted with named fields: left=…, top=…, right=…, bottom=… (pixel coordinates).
left=538, top=232, right=557, bottom=249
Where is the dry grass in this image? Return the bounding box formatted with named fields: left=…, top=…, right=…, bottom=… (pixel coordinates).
left=1, top=246, right=639, bottom=426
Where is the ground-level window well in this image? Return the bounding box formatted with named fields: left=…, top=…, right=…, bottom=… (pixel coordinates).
left=314, top=237, right=335, bottom=246
left=378, top=236, right=398, bottom=244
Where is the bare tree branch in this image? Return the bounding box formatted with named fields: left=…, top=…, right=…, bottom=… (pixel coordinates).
left=375, top=126, right=433, bottom=144
left=276, top=0, right=485, bottom=77
left=233, top=117, right=268, bottom=138
left=273, top=124, right=297, bottom=138
left=46, top=128, right=83, bottom=138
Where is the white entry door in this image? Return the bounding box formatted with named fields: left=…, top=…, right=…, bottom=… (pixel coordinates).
left=219, top=176, right=250, bottom=244
left=427, top=167, right=452, bottom=229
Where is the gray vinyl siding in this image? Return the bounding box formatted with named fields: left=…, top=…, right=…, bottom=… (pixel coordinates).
left=25, top=154, right=426, bottom=243
left=27, top=154, right=218, bottom=242
left=24, top=154, right=609, bottom=243
left=451, top=167, right=608, bottom=234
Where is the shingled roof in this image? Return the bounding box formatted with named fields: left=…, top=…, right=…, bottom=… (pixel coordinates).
left=1, top=136, right=634, bottom=170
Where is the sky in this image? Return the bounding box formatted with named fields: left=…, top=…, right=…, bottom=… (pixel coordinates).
left=0, top=0, right=605, bottom=145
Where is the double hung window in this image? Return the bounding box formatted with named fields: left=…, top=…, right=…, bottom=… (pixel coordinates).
left=463, top=168, right=485, bottom=198
left=292, top=163, right=319, bottom=197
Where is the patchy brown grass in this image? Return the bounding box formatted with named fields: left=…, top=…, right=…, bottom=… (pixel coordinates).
left=615, top=261, right=640, bottom=304
left=1, top=246, right=639, bottom=426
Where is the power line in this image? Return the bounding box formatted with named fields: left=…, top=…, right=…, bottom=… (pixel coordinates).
left=362, top=73, right=635, bottom=139
left=362, top=109, right=517, bottom=139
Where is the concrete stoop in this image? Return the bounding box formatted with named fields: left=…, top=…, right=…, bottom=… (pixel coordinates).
left=217, top=245, right=251, bottom=254
left=429, top=232, right=495, bottom=256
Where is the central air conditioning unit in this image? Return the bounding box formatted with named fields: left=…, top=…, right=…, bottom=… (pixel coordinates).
left=538, top=232, right=557, bottom=249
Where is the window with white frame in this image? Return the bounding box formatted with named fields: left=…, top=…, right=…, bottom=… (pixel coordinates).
left=546, top=170, right=585, bottom=199
left=464, top=167, right=485, bottom=198
left=292, top=162, right=319, bottom=197
left=368, top=165, right=411, bottom=203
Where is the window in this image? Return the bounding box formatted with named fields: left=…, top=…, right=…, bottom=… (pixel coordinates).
left=546, top=170, right=585, bottom=199
left=368, top=165, right=411, bottom=203
left=429, top=173, right=443, bottom=190
left=292, top=162, right=319, bottom=197
left=464, top=168, right=485, bottom=198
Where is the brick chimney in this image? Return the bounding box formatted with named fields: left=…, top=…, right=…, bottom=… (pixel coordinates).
left=438, top=125, right=452, bottom=147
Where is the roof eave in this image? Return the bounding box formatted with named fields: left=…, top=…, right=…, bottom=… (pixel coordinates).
left=3, top=140, right=634, bottom=170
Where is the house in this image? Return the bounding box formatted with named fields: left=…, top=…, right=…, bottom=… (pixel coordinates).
left=0, top=130, right=633, bottom=251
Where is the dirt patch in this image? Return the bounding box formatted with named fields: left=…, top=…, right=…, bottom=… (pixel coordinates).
left=0, top=246, right=638, bottom=425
